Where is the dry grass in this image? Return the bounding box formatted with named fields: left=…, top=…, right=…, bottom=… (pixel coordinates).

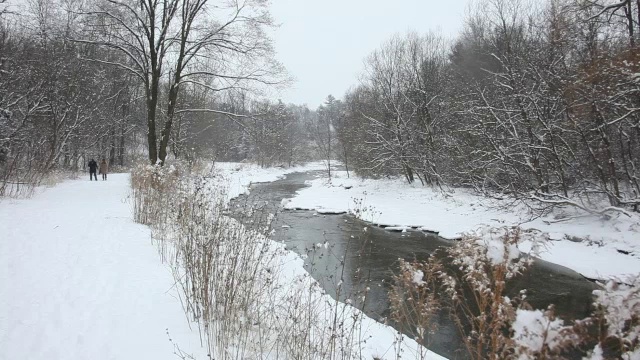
left=130, top=163, right=180, bottom=226
left=1, top=168, right=85, bottom=198
left=389, top=258, right=442, bottom=358
left=129, top=162, right=389, bottom=359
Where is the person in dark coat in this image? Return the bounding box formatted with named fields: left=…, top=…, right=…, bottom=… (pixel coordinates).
left=88, top=159, right=98, bottom=181
left=99, top=159, right=108, bottom=180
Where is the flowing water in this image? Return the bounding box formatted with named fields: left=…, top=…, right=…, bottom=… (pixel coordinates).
left=230, top=171, right=599, bottom=359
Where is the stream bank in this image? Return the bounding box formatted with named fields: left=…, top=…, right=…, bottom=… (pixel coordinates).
left=230, top=171, right=599, bottom=359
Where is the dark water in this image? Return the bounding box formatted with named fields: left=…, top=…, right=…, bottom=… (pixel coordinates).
left=230, top=171, right=599, bottom=359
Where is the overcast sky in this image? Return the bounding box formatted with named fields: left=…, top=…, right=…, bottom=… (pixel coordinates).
left=270, top=0, right=472, bottom=108
left=1, top=0, right=471, bottom=108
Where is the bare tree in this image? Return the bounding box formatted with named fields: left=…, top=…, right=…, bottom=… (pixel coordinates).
left=76, top=0, right=284, bottom=165
left=313, top=95, right=340, bottom=178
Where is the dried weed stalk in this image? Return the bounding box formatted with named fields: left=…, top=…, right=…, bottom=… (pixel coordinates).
left=130, top=163, right=398, bottom=359
left=391, top=226, right=640, bottom=359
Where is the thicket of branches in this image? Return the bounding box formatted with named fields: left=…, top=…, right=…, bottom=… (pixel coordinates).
left=195, top=96, right=315, bottom=167
left=0, top=0, right=143, bottom=195
left=330, top=0, right=640, bottom=212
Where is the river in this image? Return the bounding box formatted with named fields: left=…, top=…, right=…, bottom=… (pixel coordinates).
left=230, top=170, right=599, bottom=359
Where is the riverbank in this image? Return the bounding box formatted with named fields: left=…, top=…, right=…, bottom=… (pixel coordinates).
left=283, top=170, right=640, bottom=281
left=212, top=161, right=328, bottom=201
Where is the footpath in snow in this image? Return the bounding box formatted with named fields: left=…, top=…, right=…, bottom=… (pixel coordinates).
left=0, top=174, right=205, bottom=359
left=284, top=170, right=640, bottom=281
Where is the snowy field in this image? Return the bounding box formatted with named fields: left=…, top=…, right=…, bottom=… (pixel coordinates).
left=0, top=163, right=445, bottom=360
left=284, top=170, right=640, bottom=281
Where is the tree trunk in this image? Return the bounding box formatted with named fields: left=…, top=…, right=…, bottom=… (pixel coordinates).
left=403, top=163, right=414, bottom=183
left=146, top=81, right=159, bottom=165
left=343, top=144, right=349, bottom=178
left=109, top=127, right=116, bottom=165
left=118, top=119, right=125, bottom=167
left=327, top=118, right=331, bottom=178
left=593, top=105, right=621, bottom=205
left=626, top=0, right=635, bottom=47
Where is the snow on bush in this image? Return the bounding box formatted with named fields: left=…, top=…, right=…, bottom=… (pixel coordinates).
left=389, top=226, right=619, bottom=359
left=469, top=225, right=549, bottom=266
left=448, top=227, right=534, bottom=293
left=391, top=224, right=640, bottom=359
left=389, top=258, right=442, bottom=354
left=593, top=276, right=640, bottom=339
left=510, top=308, right=579, bottom=359
left=588, top=275, right=640, bottom=359
left=389, top=227, right=536, bottom=360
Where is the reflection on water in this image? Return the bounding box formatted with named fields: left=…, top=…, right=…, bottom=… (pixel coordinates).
left=230, top=171, right=599, bottom=359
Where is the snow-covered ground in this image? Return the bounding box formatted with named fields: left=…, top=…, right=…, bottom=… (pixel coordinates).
left=284, top=170, right=640, bottom=281
left=1, top=163, right=445, bottom=359
left=212, top=161, right=327, bottom=200
left=0, top=174, right=206, bottom=359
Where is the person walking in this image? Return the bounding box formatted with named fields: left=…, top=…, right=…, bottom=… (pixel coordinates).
left=88, top=159, right=98, bottom=181
left=99, top=159, right=108, bottom=181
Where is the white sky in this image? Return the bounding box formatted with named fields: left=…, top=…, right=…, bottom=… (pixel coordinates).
left=270, top=0, right=472, bottom=108
left=1, top=0, right=472, bottom=108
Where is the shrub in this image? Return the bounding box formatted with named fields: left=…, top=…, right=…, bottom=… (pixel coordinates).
left=389, top=227, right=640, bottom=359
